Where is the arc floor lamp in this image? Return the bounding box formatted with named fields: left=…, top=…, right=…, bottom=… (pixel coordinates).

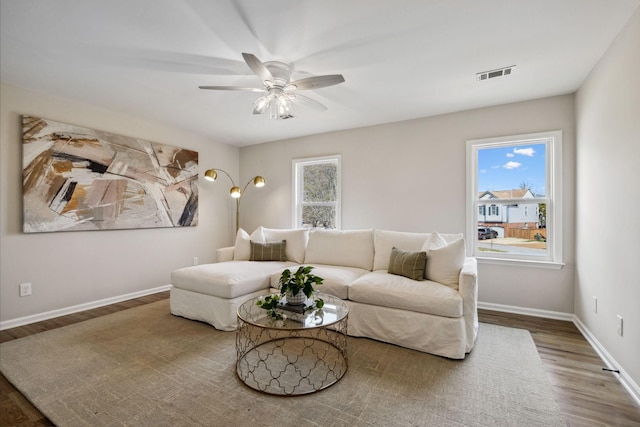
left=204, top=168, right=265, bottom=233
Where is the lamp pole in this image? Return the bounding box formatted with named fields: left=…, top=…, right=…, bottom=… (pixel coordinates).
left=203, top=168, right=265, bottom=233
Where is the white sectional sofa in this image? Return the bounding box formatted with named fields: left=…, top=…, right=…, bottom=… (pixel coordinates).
left=170, top=227, right=478, bottom=359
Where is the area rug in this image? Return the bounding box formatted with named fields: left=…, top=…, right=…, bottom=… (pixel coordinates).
left=0, top=300, right=564, bottom=426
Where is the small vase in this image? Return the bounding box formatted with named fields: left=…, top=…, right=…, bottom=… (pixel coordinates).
left=286, top=291, right=307, bottom=306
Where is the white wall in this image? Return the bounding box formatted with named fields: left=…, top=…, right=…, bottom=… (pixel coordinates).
left=0, top=84, right=239, bottom=324
left=575, top=8, right=640, bottom=390
left=240, top=94, right=576, bottom=314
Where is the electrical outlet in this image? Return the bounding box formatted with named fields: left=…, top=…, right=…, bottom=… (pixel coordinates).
left=593, top=296, right=597, bottom=314
left=193, top=257, right=199, bottom=266
left=616, top=315, right=623, bottom=336
left=19, top=282, right=32, bottom=297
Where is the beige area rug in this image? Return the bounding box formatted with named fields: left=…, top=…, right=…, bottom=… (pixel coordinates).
left=0, top=300, right=564, bottom=427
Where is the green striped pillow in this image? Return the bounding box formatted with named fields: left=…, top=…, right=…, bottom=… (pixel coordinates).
left=388, top=247, right=426, bottom=281
left=250, top=240, right=287, bottom=262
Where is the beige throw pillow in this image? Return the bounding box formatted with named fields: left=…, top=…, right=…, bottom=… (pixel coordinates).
left=249, top=240, right=287, bottom=262
left=424, top=238, right=466, bottom=289
left=261, top=228, right=308, bottom=263
left=388, top=247, right=427, bottom=281
left=233, top=227, right=266, bottom=260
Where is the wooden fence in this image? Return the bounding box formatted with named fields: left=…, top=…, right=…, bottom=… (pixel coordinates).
left=508, top=228, right=546, bottom=240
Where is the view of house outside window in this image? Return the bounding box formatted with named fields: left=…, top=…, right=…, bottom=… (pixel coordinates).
left=467, top=131, right=563, bottom=265
left=293, top=156, right=341, bottom=229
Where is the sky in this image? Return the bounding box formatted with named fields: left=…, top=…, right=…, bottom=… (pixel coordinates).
left=477, top=143, right=546, bottom=196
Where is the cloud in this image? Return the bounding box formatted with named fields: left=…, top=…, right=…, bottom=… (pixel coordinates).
left=479, top=169, right=487, bottom=174
left=506, top=153, right=514, bottom=157
left=503, top=161, right=522, bottom=170
left=513, top=147, right=535, bottom=156
left=491, top=165, right=501, bottom=169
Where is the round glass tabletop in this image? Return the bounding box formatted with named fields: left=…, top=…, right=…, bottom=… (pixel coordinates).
left=237, top=292, right=349, bottom=330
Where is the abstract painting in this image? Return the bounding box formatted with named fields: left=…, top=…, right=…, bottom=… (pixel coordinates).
left=22, top=116, right=198, bottom=233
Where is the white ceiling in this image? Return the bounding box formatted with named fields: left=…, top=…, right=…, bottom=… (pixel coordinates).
left=1, top=0, right=638, bottom=146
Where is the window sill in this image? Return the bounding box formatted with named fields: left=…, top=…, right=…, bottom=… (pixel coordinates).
left=476, top=256, right=565, bottom=270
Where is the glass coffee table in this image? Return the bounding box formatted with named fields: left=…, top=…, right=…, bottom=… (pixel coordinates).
left=236, top=292, right=349, bottom=395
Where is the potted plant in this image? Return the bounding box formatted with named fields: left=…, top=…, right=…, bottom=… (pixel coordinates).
left=278, top=265, right=324, bottom=305
left=256, top=266, right=324, bottom=322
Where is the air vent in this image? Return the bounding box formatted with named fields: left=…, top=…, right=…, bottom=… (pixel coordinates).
left=477, top=65, right=515, bottom=81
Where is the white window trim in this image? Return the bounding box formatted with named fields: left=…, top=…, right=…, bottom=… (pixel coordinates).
left=292, top=155, right=342, bottom=229
left=466, top=131, right=564, bottom=269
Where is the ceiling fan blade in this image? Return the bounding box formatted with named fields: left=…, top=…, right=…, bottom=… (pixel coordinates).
left=290, top=94, right=328, bottom=112
left=242, top=53, right=274, bottom=82
left=287, top=74, right=345, bottom=91
left=199, top=86, right=264, bottom=92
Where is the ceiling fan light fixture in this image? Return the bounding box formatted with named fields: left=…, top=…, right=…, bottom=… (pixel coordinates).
left=276, top=95, right=292, bottom=116
left=199, top=52, right=345, bottom=120
left=253, top=96, right=270, bottom=114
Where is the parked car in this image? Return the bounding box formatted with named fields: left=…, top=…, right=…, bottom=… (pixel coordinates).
left=478, top=227, right=498, bottom=240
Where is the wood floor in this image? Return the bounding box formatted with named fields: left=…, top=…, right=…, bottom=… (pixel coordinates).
left=1, top=293, right=639, bottom=426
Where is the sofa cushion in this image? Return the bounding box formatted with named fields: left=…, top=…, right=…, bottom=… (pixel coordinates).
left=349, top=271, right=463, bottom=318
left=388, top=247, right=426, bottom=281
left=304, top=229, right=374, bottom=270
left=373, top=230, right=429, bottom=271
left=171, top=261, right=294, bottom=299
left=262, top=227, right=308, bottom=263
left=424, top=238, right=466, bottom=290
left=250, top=240, right=287, bottom=261
left=270, top=265, right=369, bottom=300
left=233, top=227, right=265, bottom=261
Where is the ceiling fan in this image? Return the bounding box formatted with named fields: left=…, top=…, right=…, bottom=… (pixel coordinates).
left=199, top=53, right=345, bottom=120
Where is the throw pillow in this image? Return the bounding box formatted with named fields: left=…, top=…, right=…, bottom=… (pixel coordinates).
left=388, top=247, right=426, bottom=281
left=233, top=227, right=266, bottom=260
left=372, top=229, right=430, bottom=271
left=422, top=231, right=448, bottom=252
left=249, top=240, right=287, bottom=262
left=261, top=228, right=308, bottom=263
left=425, top=238, right=466, bottom=289
left=420, top=231, right=448, bottom=278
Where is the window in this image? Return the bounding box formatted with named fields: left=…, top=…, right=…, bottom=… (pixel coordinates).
left=466, top=131, right=563, bottom=267
left=293, top=155, right=341, bottom=229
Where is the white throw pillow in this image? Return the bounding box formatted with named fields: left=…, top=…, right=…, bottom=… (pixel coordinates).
left=262, top=227, right=308, bottom=263
left=421, top=231, right=448, bottom=252
left=424, top=238, right=466, bottom=289
left=305, top=229, right=374, bottom=270
left=373, top=229, right=429, bottom=271
left=233, top=227, right=265, bottom=261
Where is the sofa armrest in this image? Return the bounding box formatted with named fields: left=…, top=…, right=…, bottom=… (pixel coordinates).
left=216, top=246, right=235, bottom=262
left=459, top=257, right=479, bottom=353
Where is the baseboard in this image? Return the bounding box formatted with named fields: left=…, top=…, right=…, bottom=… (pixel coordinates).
left=478, top=301, right=640, bottom=407
left=572, top=316, right=640, bottom=407
left=477, top=301, right=574, bottom=321
left=0, top=285, right=172, bottom=331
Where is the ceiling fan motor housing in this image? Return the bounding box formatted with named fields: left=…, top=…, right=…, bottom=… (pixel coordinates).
left=264, top=61, right=293, bottom=87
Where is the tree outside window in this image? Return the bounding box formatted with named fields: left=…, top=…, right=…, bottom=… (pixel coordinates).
left=293, top=156, right=341, bottom=229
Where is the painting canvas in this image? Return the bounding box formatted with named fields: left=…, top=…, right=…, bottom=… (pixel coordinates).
left=22, top=116, right=198, bottom=233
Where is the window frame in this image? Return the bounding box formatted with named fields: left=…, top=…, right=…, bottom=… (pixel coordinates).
left=292, top=155, right=342, bottom=230
left=466, top=131, right=564, bottom=269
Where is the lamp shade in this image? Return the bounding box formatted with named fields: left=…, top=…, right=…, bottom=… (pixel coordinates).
left=253, top=176, right=265, bottom=187
left=204, top=169, right=217, bottom=181
left=230, top=186, right=241, bottom=198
